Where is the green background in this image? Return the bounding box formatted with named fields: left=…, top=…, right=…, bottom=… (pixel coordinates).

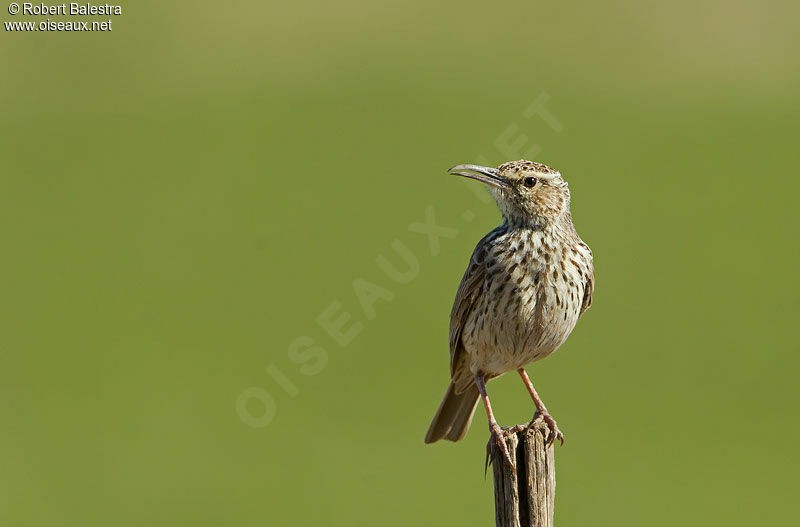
left=2, top=1, right=798, bottom=525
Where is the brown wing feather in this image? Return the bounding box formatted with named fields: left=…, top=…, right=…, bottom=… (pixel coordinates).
left=579, top=263, right=594, bottom=319
left=449, top=226, right=505, bottom=383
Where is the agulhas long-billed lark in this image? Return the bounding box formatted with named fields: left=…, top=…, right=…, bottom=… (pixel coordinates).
left=424, top=160, right=594, bottom=469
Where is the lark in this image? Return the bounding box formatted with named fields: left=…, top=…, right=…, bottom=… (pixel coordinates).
left=424, top=160, right=594, bottom=469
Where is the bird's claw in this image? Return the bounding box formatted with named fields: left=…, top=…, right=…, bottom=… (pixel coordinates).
left=530, top=410, right=565, bottom=448
left=486, top=424, right=516, bottom=473
left=503, top=423, right=527, bottom=436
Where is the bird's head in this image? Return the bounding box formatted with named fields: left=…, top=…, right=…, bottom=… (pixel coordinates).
left=449, top=160, right=570, bottom=227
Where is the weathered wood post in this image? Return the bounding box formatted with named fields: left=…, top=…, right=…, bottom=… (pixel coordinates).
left=490, top=421, right=556, bottom=527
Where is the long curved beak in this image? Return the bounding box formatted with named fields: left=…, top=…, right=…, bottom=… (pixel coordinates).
left=448, top=164, right=510, bottom=189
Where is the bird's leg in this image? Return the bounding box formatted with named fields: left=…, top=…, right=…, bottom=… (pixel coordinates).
left=518, top=368, right=564, bottom=447
left=475, top=372, right=516, bottom=471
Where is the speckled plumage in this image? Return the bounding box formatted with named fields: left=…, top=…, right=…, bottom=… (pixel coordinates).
left=453, top=216, right=593, bottom=390
left=425, top=160, right=594, bottom=468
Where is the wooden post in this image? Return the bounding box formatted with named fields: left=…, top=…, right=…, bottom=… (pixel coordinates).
left=491, top=421, right=556, bottom=527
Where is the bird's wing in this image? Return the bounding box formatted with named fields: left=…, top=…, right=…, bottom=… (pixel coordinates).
left=579, top=260, right=594, bottom=319
left=449, top=227, right=503, bottom=379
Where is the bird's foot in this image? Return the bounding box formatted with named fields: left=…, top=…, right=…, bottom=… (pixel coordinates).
left=502, top=423, right=527, bottom=436
left=529, top=410, right=564, bottom=447
left=485, top=423, right=516, bottom=473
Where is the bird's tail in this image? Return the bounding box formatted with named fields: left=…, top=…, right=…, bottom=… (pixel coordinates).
left=424, top=381, right=480, bottom=443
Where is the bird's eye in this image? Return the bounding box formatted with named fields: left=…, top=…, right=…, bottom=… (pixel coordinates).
left=523, top=177, right=537, bottom=188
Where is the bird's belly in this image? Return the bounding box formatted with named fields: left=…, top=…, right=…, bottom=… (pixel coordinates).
left=462, top=280, right=582, bottom=377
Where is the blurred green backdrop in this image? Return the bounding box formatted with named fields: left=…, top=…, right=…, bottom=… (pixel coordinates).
left=2, top=1, right=799, bottom=525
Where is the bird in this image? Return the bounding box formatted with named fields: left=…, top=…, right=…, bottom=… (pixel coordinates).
left=424, top=160, right=594, bottom=469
